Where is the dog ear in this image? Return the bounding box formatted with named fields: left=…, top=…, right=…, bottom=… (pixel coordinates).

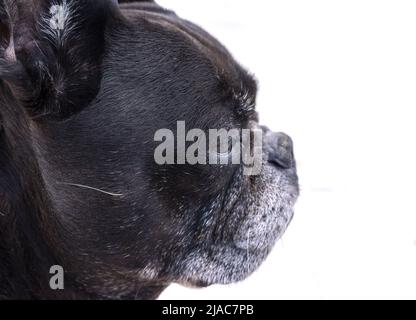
left=0, top=0, right=119, bottom=120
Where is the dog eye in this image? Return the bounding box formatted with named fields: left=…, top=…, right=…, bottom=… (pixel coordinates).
left=208, top=138, right=239, bottom=164
left=217, top=150, right=233, bottom=161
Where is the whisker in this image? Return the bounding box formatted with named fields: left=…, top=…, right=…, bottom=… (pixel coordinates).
left=57, top=182, right=124, bottom=197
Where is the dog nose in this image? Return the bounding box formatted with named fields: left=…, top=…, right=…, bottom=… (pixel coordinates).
left=265, top=131, right=294, bottom=169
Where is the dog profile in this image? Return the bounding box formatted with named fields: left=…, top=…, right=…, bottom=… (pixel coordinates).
left=0, top=0, right=298, bottom=299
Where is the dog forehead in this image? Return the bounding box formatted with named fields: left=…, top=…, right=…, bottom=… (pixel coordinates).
left=121, top=9, right=229, bottom=62
left=116, top=7, right=258, bottom=116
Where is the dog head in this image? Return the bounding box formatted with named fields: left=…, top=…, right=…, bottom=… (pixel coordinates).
left=0, top=0, right=298, bottom=299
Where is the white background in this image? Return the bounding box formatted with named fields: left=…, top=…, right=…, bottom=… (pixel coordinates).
left=157, top=0, right=416, bottom=300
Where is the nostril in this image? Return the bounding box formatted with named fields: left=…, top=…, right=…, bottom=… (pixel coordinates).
left=266, top=132, right=294, bottom=169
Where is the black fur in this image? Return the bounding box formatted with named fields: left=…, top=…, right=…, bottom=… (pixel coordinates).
left=0, top=1, right=299, bottom=299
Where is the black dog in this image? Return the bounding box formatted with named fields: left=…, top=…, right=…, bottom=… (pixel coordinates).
left=0, top=0, right=299, bottom=299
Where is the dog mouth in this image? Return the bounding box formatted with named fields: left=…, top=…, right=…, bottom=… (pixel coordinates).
left=233, top=164, right=298, bottom=251
left=220, top=162, right=298, bottom=253
left=213, top=129, right=298, bottom=251
left=169, top=129, right=299, bottom=286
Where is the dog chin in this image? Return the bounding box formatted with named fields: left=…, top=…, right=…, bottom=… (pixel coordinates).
left=175, top=245, right=270, bottom=287
left=173, top=163, right=299, bottom=287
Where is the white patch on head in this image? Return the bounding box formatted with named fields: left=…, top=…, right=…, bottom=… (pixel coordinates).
left=41, top=1, right=76, bottom=45
left=49, top=3, right=68, bottom=31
